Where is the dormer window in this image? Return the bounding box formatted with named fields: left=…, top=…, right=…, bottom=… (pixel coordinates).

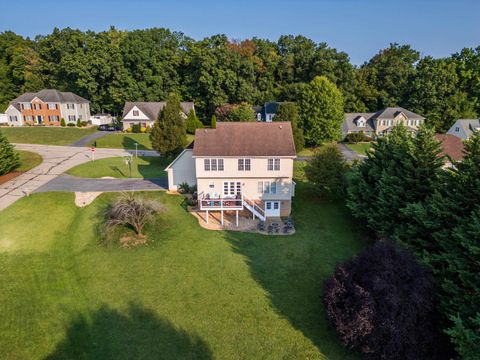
left=355, top=116, right=366, bottom=127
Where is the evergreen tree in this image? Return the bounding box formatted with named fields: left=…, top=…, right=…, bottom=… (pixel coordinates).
left=273, top=102, right=305, bottom=151
left=185, top=109, right=203, bottom=134
left=150, top=93, right=187, bottom=156
left=0, top=130, right=20, bottom=175
left=299, top=76, right=344, bottom=146
left=210, top=114, right=217, bottom=129
left=60, top=118, right=66, bottom=127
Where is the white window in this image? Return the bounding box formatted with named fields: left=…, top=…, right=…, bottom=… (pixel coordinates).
left=22, top=103, right=32, bottom=110
left=204, top=158, right=224, bottom=171
left=238, top=158, right=251, bottom=171
left=268, top=158, right=280, bottom=171
left=48, top=115, right=59, bottom=122
left=258, top=181, right=277, bottom=194
left=455, top=127, right=460, bottom=132
left=47, top=103, right=57, bottom=110
left=68, top=115, right=76, bottom=122
left=209, top=181, right=215, bottom=189
left=34, top=103, right=41, bottom=110
left=133, top=110, right=139, bottom=116
left=223, top=181, right=241, bottom=196
left=9, top=116, right=18, bottom=122
left=67, top=103, right=75, bottom=109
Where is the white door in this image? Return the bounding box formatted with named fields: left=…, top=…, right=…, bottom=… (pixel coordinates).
left=265, top=201, right=281, bottom=217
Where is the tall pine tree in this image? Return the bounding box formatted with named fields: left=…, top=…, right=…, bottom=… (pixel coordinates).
left=150, top=93, right=187, bottom=156
left=0, top=129, right=19, bottom=175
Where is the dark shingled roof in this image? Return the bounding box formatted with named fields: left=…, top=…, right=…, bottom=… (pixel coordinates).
left=10, top=89, right=89, bottom=109
left=193, top=122, right=296, bottom=157
left=122, top=101, right=195, bottom=121
left=435, top=134, right=465, bottom=162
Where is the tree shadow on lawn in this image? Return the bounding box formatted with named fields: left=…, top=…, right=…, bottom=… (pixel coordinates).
left=223, top=182, right=367, bottom=359
left=122, top=135, right=151, bottom=151
left=44, top=303, right=213, bottom=360
left=109, top=166, right=125, bottom=177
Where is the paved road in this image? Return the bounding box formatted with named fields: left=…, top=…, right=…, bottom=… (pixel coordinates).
left=70, top=130, right=108, bottom=147
left=35, top=174, right=167, bottom=193
left=0, top=144, right=133, bottom=211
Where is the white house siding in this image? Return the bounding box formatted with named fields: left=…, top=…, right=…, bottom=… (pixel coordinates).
left=166, top=150, right=196, bottom=191
left=0, top=113, right=7, bottom=124
left=5, top=105, right=23, bottom=126
left=447, top=121, right=469, bottom=140
left=59, top=103, right=90, bottom=123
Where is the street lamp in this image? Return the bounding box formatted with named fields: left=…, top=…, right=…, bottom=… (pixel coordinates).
left=124, top=155, right=133, bottom=178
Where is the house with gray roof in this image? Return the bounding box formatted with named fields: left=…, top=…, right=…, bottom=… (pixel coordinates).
left=121, top=101, right=195, bottom=130
left=342, top=107, right=426, bottom=138
left=6, top=89, right=90, bottom=127
left=254, top=102, right=284, bottom=122
left=447, top=119, right=480, bottom=140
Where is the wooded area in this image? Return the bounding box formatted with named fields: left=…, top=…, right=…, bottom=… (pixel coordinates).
left=1, top=28, right=479, bottom=131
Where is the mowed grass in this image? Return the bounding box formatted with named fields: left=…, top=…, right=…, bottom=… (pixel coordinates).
left=0, top=179, right=365, bottom=359
left=2, top=127, right=97, bottom=145
left=66, top=156, right=171, bottom=179
left=346, top=142, right=372, bottom=155
left=16, top=150, right=43, bottom=172
left=94, top=133, right=195, bottom=150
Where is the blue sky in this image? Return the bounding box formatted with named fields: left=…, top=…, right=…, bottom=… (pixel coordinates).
left=1, top=0, right=479, bottom=64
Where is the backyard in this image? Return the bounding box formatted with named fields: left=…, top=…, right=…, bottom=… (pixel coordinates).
left=2, top=127, right=97, bottom=146
left=94, top=133, right=195, bottom=150
left=66, top=156, right=170, bottom=179
left=0, top=169, right=366, bottom=359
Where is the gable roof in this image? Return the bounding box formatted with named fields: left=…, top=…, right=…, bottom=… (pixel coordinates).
left=9, top=89, right=89, bottom=109
left=450, top=119, right=480, bottom=139
left=375, top=107, right=425, bottom=120
left=343, top=112, right=376, bottom=133
left=435, top=134, right=465, bottom=162
left=192, top=122, right=296, bottom=157
left=122, top=101, right=194, bottom=121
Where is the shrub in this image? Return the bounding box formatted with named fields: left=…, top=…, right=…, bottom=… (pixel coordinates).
left=140, top=127, right=147, bottom=133
left=101, top=193, right=167, bottom=246
left=76, top=119, right=81, bottom=127
left=131, top=124, right=141, bottom=133
left=178, top=182, right=191, bottom=194
left=305, top=144, right=348, bottom=198
left=60, top=118, right=66, bottom=127
left=323, top=242, right=443, bottom=360
left=67, top=123, right=75, bottom=127
left=185, top=109, right=203, bottom=134
left=345, top=132, right=372, bottom=143
left=80, top=121, right=88, bottom=127
left=126, top=127, right=133, bottom=133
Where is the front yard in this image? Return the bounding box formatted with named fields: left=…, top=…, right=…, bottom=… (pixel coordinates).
left=2, top=127, right=97, bottom=145
left=94, top=133, right=195, bottom=150
left=66, top=156, right=170, bottom=179
left=0, top=174, right=365, bottom=359
left=345, top=142, right=372, bottom=155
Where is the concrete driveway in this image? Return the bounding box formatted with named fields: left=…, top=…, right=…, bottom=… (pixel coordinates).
left=0, top=144, right=140, bottom=211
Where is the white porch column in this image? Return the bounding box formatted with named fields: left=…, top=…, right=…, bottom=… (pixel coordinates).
left=206, top=210, right=209, bottom=224
left=221, top=210, right=224, bottom=226
left=236, top=210, right=239, bottom=227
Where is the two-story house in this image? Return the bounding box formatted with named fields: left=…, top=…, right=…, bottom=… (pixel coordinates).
left=342, top=107, right=425, bottom=138
left=122, top=101, right=195, bottom=130
left=447, top=119, right=480, bottom=140
left=5, top=89, right=90, bottom=126
left=166, top=122, right=296, bottom=225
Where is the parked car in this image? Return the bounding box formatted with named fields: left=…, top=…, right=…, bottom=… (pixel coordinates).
left=98, top=124, right=117, bottom=131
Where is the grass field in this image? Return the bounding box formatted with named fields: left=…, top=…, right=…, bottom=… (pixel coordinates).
left=1, top=127, right=97, bottom=146
left=345, top=142, right=372, bottom=155
left=66, top=156, right=171, bottom=179
left=16, top=150, right=43, bottom=172
left=0, top=171, right=366, bottom=359
left=94, top=133, right=195, bottom=150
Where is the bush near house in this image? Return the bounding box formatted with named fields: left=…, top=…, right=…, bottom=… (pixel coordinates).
left=323, top=242, right=445, bottom=360
left=344, top=132, right=372, bottom=143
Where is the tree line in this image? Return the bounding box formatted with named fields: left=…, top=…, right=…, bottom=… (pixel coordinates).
left=1, top=28, right=479, bottom=132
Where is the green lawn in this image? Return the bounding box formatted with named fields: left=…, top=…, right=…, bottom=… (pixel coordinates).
left=345, top=142, right=372, bottom=155
left=0, top=177, right=366, bottom=359
left=16, top=150, right=43, bottom=172
left=94, top=133, right=195, bottom=150
left=1, top=127, right=97, bottom=146
left=66, top=156, right=170, bottom=179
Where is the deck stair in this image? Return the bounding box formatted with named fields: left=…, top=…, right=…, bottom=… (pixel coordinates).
left=243, top=196, right=266, bottom=221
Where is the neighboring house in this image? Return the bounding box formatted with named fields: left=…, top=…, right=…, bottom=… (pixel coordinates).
left=6, top=89, right=90, bottom=127
left=253, top=102, right=283, bottom=122
left=121, top=101, right=195, bottom=130
left=447, top=119, right=480, bottom=140
left=0, top=113, right=7, bottom=125
left=90, top=113, right=114, bottom=125
left=343, top=107, right=426, bottom=138
left=435, top=134, right=465, bottom=168
left=166, top=122, right=296, bottom=224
